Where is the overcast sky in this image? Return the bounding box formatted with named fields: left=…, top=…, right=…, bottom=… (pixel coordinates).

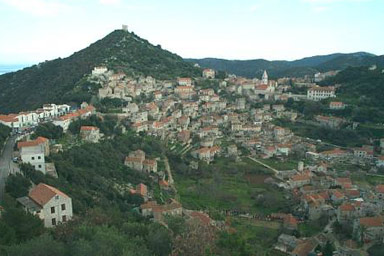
left=0, top=0, right=383, bottom=64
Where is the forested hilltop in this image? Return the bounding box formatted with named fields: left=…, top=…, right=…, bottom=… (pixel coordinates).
left=0, top=29, right=200, bottom=113
left=186, top=52, right=384, bottom=78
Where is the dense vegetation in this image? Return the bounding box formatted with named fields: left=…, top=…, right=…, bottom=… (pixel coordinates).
left=31, top=123, right=64, bottom=140
left=0, top=129, right=178, bottom=256
left=186, top=52, right=384, bottom=78
left=68, top=115, right=118, bottom=137
left=0, top=29, right=201, bottom=113
left=0, top=123, right=11, bottom=148
left=322, top=66, right=384, bottom=123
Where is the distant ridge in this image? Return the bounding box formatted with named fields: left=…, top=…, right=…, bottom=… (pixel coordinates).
left=186, top=52, right=384, bottom=78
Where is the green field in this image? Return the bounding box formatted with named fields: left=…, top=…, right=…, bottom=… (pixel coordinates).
left=255, top=158, right=298, bottom=171
left=230, top=217, right=282, bottom=255
left=174, top=157, right=292, bottom=215
left=351, top=173, right=384, bottom=187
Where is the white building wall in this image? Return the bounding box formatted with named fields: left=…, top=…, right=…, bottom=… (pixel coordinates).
left=20, top=152, right=46, bottom=174
left=41, top=195, right=73, bottom=228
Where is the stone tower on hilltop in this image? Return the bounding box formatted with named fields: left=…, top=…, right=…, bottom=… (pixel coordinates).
left=262, top=70, right=268, bottom=84
left=122, top=24, right=128, bottom=31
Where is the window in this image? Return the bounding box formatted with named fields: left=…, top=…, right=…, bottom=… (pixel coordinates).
left=31, top=157, right=35, bottom=160
left=62, top=215, right=67, bottom=222
left=51, top=207, right=55, bottom=214
left=38, top=156, right=41, bottom=160
left=61, top=204, right=66, bottom=211
left=38, top=165, right=42, bottom=168
left=52, top=218, right=56, bottom=226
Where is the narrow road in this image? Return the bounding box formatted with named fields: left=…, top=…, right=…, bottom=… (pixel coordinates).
left=163, top=156, right=175, bottom=186
left=0, top=135, right=17, bottom=202
left=247, top=156, right=279, bottom=175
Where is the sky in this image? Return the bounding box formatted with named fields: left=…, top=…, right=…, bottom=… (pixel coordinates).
left=0, top=0, right=383, bottom=64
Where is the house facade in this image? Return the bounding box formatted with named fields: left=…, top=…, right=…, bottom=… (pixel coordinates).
left=17, top=183, right=73, bottom=228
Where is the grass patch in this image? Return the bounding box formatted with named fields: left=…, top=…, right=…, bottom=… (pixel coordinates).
left=174, top=158, right=291, bottom=215
left=255, top=157, right=298, bottom=171
left=352, top=173, right=384, bottom=186
left=230, top=217, right=282, bottom=255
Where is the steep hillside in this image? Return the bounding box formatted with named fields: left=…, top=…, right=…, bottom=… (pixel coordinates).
left=0, top=29, right=200, bottom=113
left=186, top=52, right=381, bottom=78
left=324, top=66, right=384, bottom=107
left=321, top=66, right=384, bottom=123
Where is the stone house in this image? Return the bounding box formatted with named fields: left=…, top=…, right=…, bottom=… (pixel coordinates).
left=18, top=136, right=50, bottom=156
left=307, top=86, right=336, bottom=101
left=289, top=172, right=311, bottom=188
left=17, top=183, right=73, bottom=228
left=143, top=159, right=158, bottom=173
left=132, top=122, right=148, bottom=133
left=331, top=190, right=346, bottom=204
left=124, top=150, right=157, bottom=173
left=315, top=115, right=345, bottom=129
left=191, top=146, right=221, bottom=162
left=202, top=69, right=215, bottom=79
left=353, top=145, right=374, bottom=159
left=354, top=216, right=384, bottom=243
left=177, top=78, right=192, bottom=86
left=140, top=199, right=182, bottom=222
left=330, top=101, right=345, bottom=110
left=130, top=183, right=148, bottom=201
left=337, top=201, right=363, bottom=224
left=80, top=126, right=101, bottom=143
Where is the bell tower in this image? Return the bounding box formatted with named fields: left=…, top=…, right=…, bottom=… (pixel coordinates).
left=262, top=70, right=268, bottom=84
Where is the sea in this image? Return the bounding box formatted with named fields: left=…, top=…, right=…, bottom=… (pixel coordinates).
left=0, top=64, right=30, bottom=75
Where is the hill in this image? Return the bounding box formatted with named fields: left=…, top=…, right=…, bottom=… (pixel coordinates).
left=186, top=52, right=383, bottom=78
left=320, top=65, right=384, bottom=124
left=324, top=66, right=384, bottom=109
left=0, top=29, right=200, bottom=113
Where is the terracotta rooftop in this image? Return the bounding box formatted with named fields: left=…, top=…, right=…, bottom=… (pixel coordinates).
left=339, top=203, right=355, bottom=212
left=18, top=137, right=48, bottom=149
left=359, top=216, right=384, bottom=228
left=80, top=126, right=99, bottom=131
left=376, top=185, right=384, bottom=194
left=29, top=183, right=69, bottom=207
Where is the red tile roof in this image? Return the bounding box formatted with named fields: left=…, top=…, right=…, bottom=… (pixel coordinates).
left=80, top=126, right=99, bottom=131
left=136, top=183, right=147, bottom=196
left=29, top=183, right=69, bottom=206
left=339, top=203, right=355, bottom=212
left=359, top=216, right=384, bottom=228
left=18, top=137, right=48, bottom=149
left=376, top=185, right=384, bottom=194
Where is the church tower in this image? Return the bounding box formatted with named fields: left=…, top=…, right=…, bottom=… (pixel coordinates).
left=262, top=70, right=268, bottom=84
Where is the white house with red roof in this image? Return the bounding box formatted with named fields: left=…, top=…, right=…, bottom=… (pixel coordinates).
left=354, top=216, right=384, bottom=243
left=17, top=183, right=73, bottom=228
left=80, top=126, right=101, bottom=143
left=202, top=69, right=215, bottom=79
left=18, top=137, right=50, bottom=174
left=329, top=101, right=345, bottom=110
left=353, top=145, right=374, bottom=159
left=307, top=86, right=336, bottom=101
left=177, top=77, right=192, bottom=86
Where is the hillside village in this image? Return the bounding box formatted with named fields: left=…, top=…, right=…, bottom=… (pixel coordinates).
left=1, top=58, right=384, bottom=256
